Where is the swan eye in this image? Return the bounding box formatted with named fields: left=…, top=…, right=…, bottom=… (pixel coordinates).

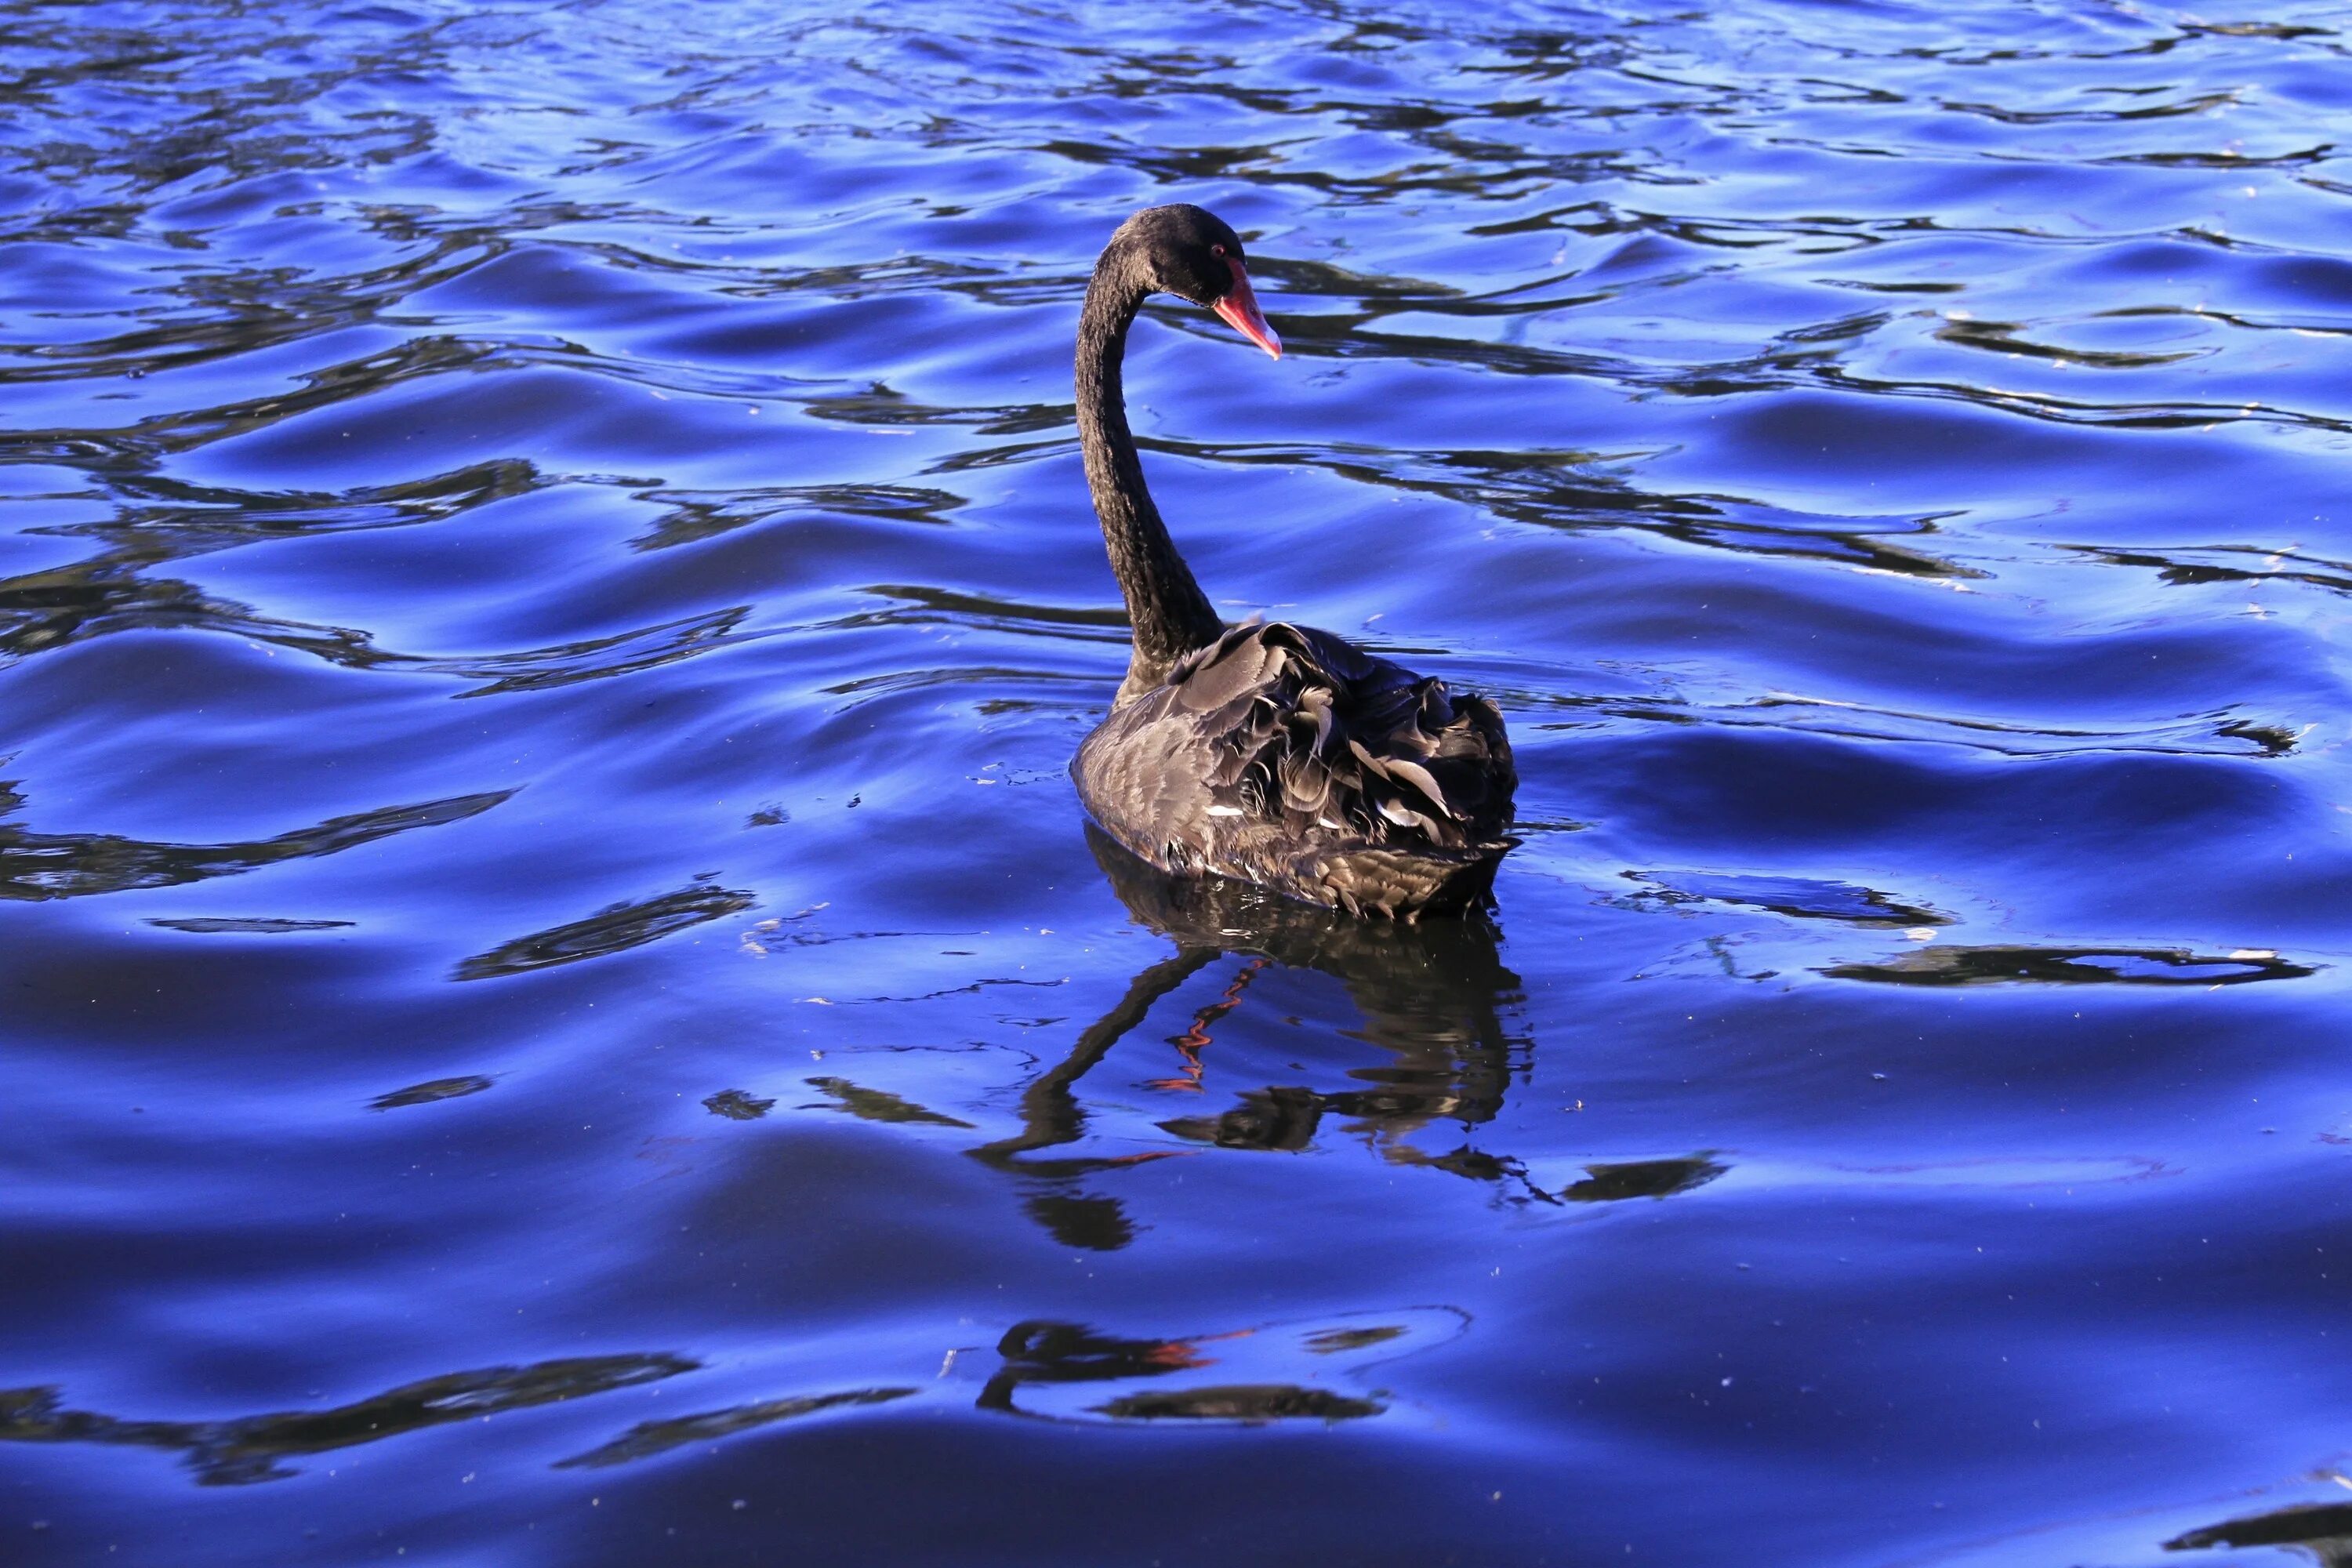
left=1210, top=243, right=1226, bottom=258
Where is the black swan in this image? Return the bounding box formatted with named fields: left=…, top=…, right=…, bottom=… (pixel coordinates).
left=1071, top=205, right=1516, bottom=920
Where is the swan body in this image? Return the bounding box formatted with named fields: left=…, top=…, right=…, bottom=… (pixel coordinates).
left=1070, top=205, right=1516, bottom=920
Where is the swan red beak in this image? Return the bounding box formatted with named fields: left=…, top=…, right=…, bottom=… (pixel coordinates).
left=1212, top=261, right=1282, bottom=359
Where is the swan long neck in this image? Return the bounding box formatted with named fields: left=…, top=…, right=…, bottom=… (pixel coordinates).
left=1076, top=249, right=1224, bottom=694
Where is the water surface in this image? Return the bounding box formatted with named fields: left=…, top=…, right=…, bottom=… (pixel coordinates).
left=5, top=1, right=2352, bottom=1563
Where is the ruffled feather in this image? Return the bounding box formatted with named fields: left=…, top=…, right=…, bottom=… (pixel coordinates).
left=1075, top=621, right=1517, bottom=918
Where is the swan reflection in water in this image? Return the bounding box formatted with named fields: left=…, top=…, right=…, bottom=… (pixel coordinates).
left=970, top=827, right=1541, bottom=1250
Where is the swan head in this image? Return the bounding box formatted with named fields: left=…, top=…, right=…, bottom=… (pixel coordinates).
left=1115, top=204, right=1283, bottom=361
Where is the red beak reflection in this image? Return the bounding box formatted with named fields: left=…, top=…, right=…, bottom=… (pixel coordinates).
left=1211, top=260, right=1282, bottom=359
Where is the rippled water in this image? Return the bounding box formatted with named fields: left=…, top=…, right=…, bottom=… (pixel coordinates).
left=5, top=1, right=2352, bottom=1562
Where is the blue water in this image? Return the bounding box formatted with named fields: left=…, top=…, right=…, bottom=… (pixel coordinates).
left=5, top=1, right=2352, bottom=1563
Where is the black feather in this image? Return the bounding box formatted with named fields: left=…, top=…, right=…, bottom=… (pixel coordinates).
left=1076, top=622, right=1517, bottom=918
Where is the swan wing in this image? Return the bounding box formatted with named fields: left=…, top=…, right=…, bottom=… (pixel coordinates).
left=1077, top=622, right=1515, bottom=877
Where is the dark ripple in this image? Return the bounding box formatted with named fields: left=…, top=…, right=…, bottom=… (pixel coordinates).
left=1628, top=870, right=1951, bottom=927
left=0, top=1355, right=697, bottom=1486
left=371, top=1074, right=494, bottom=1110
left=1561, top=1154, right=1728, bottom=1203
left=148, top=915, right=354, bottom=934
left=1824, top=943, right=2319, bottom=986
left=557, top=1386, right=917, bottom=1469
left=455, top=878, right=757, bottom=980
left=2166, top=1502, right=2352, bottom=1555
left=0, top=788, right=510, bottom=901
